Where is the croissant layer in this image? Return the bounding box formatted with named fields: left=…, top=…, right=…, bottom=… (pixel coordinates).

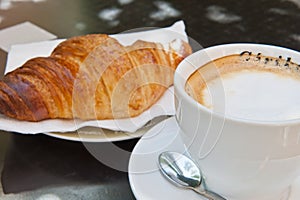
left=0, top=34, right=192, bottom=121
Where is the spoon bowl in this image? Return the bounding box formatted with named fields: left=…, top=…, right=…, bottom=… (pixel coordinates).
left=158, top=151, right=227, bottom=200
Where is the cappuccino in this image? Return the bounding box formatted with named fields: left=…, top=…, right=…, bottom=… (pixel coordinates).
left=185, top=52, right=300, bottom=121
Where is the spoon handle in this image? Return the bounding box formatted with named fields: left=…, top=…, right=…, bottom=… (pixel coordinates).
left=192, top=188, right=227, bottom=200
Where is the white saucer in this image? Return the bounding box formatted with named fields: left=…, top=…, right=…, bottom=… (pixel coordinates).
left=128, top=117, right=300, bottom=200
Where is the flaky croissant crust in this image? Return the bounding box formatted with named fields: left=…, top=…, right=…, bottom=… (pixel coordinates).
left=0, top=34, right=192, bottom=121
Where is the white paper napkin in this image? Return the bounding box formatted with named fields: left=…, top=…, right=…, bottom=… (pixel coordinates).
left=0, top=21, right=57, bottom=52
left=0, top=20, right=188, bottom=134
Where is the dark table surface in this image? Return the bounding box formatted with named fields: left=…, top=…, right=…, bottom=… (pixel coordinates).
left=0, top=0, right=300, bottom=199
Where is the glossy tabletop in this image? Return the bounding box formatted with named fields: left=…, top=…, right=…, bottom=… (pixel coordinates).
left=1, top=0, right=300, bottom=199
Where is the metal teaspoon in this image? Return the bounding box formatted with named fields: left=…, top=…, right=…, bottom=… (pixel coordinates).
left=158, top=151, right=227, bottom=200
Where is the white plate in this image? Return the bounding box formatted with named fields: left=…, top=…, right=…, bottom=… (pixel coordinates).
left=44, top=127, right=146, bottom=143
left=128, top=117, right=300, bottom=200
left=43, top=115, right=169, bottom=142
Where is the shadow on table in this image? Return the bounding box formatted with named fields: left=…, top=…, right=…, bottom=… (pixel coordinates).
left=1, top=133, right=138, bottom=199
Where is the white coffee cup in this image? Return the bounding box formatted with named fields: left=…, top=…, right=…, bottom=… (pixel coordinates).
left=174, top=43, right=300, bottom=200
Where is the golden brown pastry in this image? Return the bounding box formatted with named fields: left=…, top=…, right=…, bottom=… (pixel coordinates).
left=0, top=34, right=192, bottom=121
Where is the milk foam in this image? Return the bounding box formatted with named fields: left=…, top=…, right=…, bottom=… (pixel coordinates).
left=202, top=69, right=300, bottom=121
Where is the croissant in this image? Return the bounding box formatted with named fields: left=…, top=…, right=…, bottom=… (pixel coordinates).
left=0, top=34, right=192, bottom=121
